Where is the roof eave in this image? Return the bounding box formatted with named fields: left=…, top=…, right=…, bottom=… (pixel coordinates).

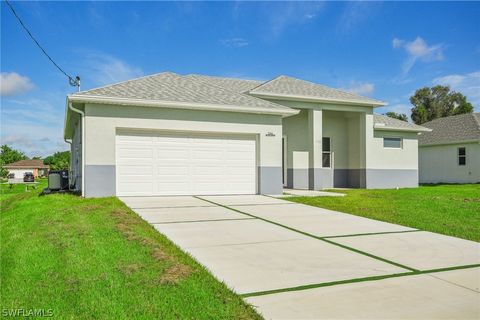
left=419, top=139, right=480, bottom=147
left=249, top=91, right=386, bottom=107
left=67, top=94, right=299, bottom=117
left=374, top=125, right=432, bottom=133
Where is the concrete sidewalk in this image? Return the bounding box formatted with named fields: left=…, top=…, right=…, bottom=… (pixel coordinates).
left=120, top=195, right=480, bottom=319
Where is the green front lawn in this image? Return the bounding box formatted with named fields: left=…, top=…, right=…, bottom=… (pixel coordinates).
left=287, top=184, right=480, bottom=242
left=0, top=187, right=261, bottom=319
left=0, top=178, right=48, bottom=201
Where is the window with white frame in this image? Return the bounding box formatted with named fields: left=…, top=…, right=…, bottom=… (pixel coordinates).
left=322, top=137, right=331, bottom=168
left=383, top=137, right=402, bottom=149
left=458, top=147, right=466, bottom=166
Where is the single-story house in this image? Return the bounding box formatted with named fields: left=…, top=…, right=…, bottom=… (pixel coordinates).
left=418, top=113, right=480, bottom=184
left=3, top=159, right=50, bottom=179
left=64, top=72, right=430, bottom=197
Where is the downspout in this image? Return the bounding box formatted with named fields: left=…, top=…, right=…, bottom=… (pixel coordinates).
left=68, top=102, right=85, bottom=197
left=64, top=137, right=73, bottom=190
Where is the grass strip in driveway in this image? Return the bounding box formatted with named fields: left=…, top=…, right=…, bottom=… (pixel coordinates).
left=195, top=196, right=418, bottom=272
left=152, top=217, right=256, bottom=225
left=322, top=229, right=421, bottom=239
left=241, top=263, right=480, bottom=298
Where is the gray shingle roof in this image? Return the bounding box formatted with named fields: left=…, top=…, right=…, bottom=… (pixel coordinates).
left=249, top=75, right=386, bottom=106
left=373, top=115, right=431, bottom=132
left=186, top=74, right=262, bottom=93
left=418, top=113, right=480, bottom=146
left=73, top=72, right=294, bottom=114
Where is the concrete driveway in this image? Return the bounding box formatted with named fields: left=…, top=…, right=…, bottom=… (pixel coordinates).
left=121, top=195, right=480, bottom=320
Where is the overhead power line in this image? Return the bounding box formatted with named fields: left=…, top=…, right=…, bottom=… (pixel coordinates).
left=4, top=0, right=80, bottom=89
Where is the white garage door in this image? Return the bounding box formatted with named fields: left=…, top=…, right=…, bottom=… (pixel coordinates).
left=116, top=131, right=257, bottom=196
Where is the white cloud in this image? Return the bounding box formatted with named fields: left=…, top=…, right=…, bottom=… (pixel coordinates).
left=1, top=134, right=67, bottom=158
left=341, top=82, right=375, bottom=96
left=392, top=38, right=404, bottom=49
left=1, top=98, right=67, bottom=157
left=0, top=72, right=34, bottom=96
left=266, top=2, right=325, bottom=37
left=82, top=53, right=143, bottom=86
left=433, top=71, right=480, bottom=110
left=393, top=37, right=444, bottom=75
left=337, top=2, right=381, bottom=34
left=220, top=38, right=249, bottom=48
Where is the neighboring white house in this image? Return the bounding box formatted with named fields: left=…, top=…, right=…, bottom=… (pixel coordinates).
left=63, top=72, right=430, bottom=197
left=3, top=159, right=50, bottom=179
left=418, top=113, right=480, bottom=184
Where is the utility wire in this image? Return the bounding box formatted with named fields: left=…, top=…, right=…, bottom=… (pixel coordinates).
left=4, top=0, right=80, bottom=88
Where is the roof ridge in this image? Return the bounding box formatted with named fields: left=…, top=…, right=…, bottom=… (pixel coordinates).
left=472, top=112, right=480, bottom=130
left=247, top=74, right=284, bottom=93
left=250, top=74, right=385, bottom=104
left=74, top=71, right=178, bottom=96
left=187, top=74, right=292, bottom=111
left=187, top=73, right=263, bottom=83
left=284, top=75, right=384, bottom=103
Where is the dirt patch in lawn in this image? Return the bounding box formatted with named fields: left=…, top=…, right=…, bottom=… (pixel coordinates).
left=111, top=205, right=192, bottom=284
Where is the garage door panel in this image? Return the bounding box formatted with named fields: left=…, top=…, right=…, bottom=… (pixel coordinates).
left=117, top=182, right=152, bottom=193
left=156, top=149, right=189, bottom=160
left=118, top=165, right=154, bottom=175
left=116, top=132, right=256, bottom=196
left=117, top=147, right=154, bottom=159
left=192, top=166, right=224, bottom=175
left=117, top=134, right=154, bottom=144
left=157, top=182, right=190, bottom=192
left=156, top=166, right=189, bottom=175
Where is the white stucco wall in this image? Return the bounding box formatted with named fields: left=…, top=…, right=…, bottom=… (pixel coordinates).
left=282, top=109, right=309, bottom=171
left=419, top=142, right=480, bottom=184
left=84, top=104, right=282, bottom=166
left=81, top=103, right=284, bottom=196
left=369, top=130, right=419, bottom=170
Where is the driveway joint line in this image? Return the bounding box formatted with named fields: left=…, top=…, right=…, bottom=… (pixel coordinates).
left=241, top=263, right=480, bottom=297
left=230, top=203, right=296, bottom=207
left=129, top=205, right=216, bottom=210
left=151, top=217, right=256, bottom=225
left=185, top=238, right=304, bottom=249
left=428, top=273, right=480, bottom=294
left=194, top=196, right=418, bottom=272
left=321, top=229, right=421, bottom=239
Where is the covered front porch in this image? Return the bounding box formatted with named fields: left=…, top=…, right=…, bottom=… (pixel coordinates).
left=282, top=106, right=369, bottom=190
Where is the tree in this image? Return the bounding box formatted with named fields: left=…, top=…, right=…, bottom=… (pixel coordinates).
left=0, top=145, right=27, bottom=177
left=410, top=85, right=473, bottom=125
left=384, top=112, right=408, bottom=122
left=43, top=151, right=70, bottom=170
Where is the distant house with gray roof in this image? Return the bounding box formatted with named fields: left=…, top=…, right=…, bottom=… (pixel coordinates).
left=64, top=72, right=430, bottom=197
left=418, top=113, right=480, bottom=184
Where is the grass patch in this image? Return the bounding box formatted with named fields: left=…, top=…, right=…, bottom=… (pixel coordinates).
left=287, top=184, right=480, bottom=242
left=0, top=188, right=261, bottom=319
left=0, top=178, right=48, bottom=201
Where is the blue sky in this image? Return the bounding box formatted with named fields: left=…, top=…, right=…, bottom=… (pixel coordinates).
left=1, top=1, right=479, bottom=157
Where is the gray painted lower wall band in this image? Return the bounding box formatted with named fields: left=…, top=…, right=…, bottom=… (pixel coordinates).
left=258, top=166, right=283, bottom=195
left=333, top=169, right=366, bottom=188
left=286, top=169, right=294, bottom=189
left=366, top=169, right=418, bottom=189
left=293, top=168, right=309, bottom=190
left=286, top=168, right=416, bottom=190
left=309, top=168, right=334, bottom=190
left=84, top=165, right=116, bottom=198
